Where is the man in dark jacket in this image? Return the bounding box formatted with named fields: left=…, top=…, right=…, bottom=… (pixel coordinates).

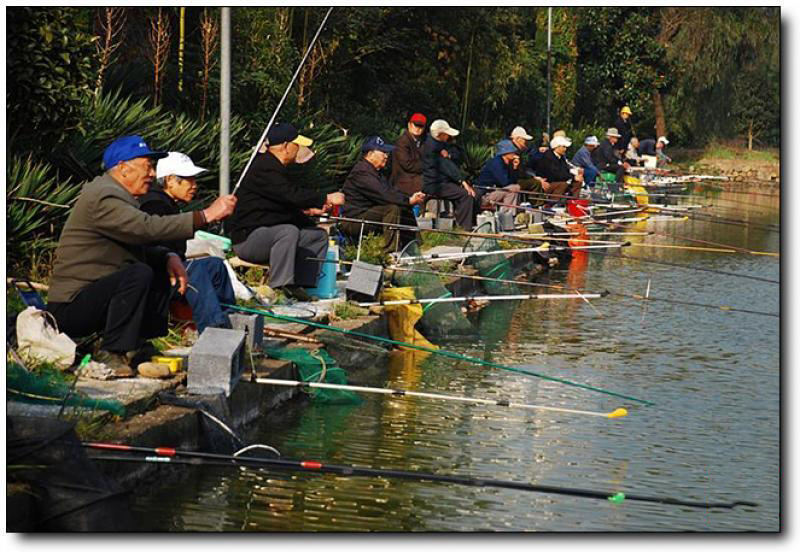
left=638, top=136, right=672, bottom=165
left=421, top=119, right=478, bottom=230
left=225, top=123, right=345, bottom=301
left=476, top=140, right=521, bottom=213
left=46, top=135, right=237, bottom=376
left=139, top=152, right=235, bottom=334
left=391, top=112, right=427, bottom=195
left=592, top=128, right=631, bottom=185
left=341, top=136, right=426, bottom=253
left=614, top=105, right=634, bottom=151
left=536, top=135, right=583, bottom=199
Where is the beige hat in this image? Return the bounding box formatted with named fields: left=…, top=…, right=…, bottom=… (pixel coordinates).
left=430, top=119, right=460, bottom=137
left=606, top=127, right=622, bottom=138
left=510, top=126, right=533, bottom=140
left=550, top=135, right=572, bottom=149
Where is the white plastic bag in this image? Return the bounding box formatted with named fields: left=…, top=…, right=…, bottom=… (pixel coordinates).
left=16, top=306, right=76, bottom=369
left=185, top=237, right=226, bottom=259
left=223, top=259, right=254, bottom=301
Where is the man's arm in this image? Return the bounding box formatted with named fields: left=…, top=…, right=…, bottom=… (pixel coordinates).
left=349, top=168, right=410, bottom=207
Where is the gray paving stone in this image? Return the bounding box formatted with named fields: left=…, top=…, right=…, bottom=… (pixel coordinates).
left=187, top=327, right=246, bottom=397
left=229, top=312, right=264, bottom=351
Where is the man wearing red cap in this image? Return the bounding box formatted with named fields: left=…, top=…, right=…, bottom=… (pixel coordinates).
left=391, top=112, right=427, bottom=196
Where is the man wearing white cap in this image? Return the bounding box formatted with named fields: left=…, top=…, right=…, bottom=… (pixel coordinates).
left=592, top=127, right=630, bottom=185
left=536, top=134, right=583, bottom=199
left=571, top=136, right=601, bottom=188
left=422, top=119, right=478, bottom=230
left=140, top=152, right=236, bottom=334
left=638, top=136, right=672, bottom=165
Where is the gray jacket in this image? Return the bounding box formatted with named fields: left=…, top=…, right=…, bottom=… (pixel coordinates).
left=48, top=173, right=196, bottom=303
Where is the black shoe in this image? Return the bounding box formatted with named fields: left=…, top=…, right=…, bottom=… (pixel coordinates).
left=129, top=341, right=161, bottom=369
left=281, top=285, right=315, bottom=302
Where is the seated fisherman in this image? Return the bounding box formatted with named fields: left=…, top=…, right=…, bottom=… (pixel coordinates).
left=422, top=119, right=478, bottom=230
left=340, top=136, right=426, bottom=253
left=225, top=122, right=345, bottom=302
left=625, top=136, right=644, bottom=166
left=536, top=134, right=584, bottom=200
left=46, top=135, right=237, bottom=376
left=571, top=135, right=601, bottom=188
left=476, top=139, right=521, bottom=214
left=592, top=127, right=631, bottom=186
left=638, top=136, right=672, bottom=165
left=139, top=152, right=235, bottom=334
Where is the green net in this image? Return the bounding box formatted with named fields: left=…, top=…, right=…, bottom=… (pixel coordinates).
left=6, top=363, right=126, bottom=416
left=462, top=221, right=521, bottom=295
left=392, top=240, right=476, bottom=339
left=263, top=347, right=362, bottom=405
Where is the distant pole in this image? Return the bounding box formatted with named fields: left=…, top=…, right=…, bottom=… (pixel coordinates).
left=220, top=7, right=231, bottom=196
left=546, top=7, right=552, bottom=136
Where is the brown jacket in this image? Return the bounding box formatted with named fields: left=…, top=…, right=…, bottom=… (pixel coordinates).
left=48, top=173, right=196, bottom=303
left=390, top=130, right=424, bottom=195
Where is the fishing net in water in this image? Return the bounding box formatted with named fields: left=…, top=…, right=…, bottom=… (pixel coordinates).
left=264, top=347, right=362, bottom=405
left=462, top=221, right=521, bottom=295
left=391, top=240, right=476, bottom=339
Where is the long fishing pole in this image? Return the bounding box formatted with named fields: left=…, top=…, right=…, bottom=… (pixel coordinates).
left=83, top=444, right=756, bottom=509
left=646, top=205, right=779, bottom=232
left=609, top=291, right=778, bottom=318
left=255, top=378, right=626, bottom=418
left=561, top=237, right=779, bottom=257
left=393, top=242, right=630, bottom=265
left=231, top=7, right=334, bottom=195
left=356, top=291, right=606, bottom=308
left=591, top=250, right=779, bottom=284
left=648, top=231, right=779, bottom=257
left=222, top=303, right=654, bottom=405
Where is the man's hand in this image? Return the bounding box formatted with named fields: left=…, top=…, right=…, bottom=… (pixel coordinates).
left=166, top=253, right=188, bottom=295
left=203, top=195, right=237, bottom=223
left=511, top=157, right=521, bottom=170
left=440, top=149, right=450, bottom=158
left=622, top=162, right=631, bottom=170
left=302, top=207, right=328, bottom=216
left=326, top=192, right=345, bottom=206
left=462, top=181, right=476, bottom=197
left=409, top=191, right=426, bottom=206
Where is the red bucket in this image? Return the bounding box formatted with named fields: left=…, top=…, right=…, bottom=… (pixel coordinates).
left=566, top=199, right=590, bottom=218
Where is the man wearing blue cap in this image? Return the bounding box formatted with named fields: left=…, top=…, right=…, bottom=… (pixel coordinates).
left=475, top=139, right=522, bottom=214
left=571, top=135, right=601, bottom=188
left=226, top=123, right=345, bottom=301
left=340, top=136, right=426, bottom=253
left=46, top=135, right=237, bottom=377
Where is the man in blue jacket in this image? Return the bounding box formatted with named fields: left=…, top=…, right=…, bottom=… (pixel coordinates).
left=341, top=136, right=426, bottom=253
left=476, top=140, right=521, bottom=214
left=571, top=135, right=601, bottom=188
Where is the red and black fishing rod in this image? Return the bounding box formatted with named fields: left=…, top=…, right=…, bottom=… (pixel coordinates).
left=82, top=443, right=757, bottom=510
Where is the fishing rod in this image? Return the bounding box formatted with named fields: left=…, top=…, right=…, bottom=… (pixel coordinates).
left=356, top=291, right=607, bottom=308
left=590, top=250, right=779, bottom=284
left=609, top=291, right=778, bottom=318
left=255, top=378, right=626, bottom=418
left=645, top=205, right=779, bottom=232
left=222, top=303, right=654, bottom=405
left=232, top=7, right=334, bottom=195
left=647, top=231, right=779, bottom=258
left=393, top=242, right=630, bottom=265
left=83, top=444, right=756, bottom=509
left=559, top=236, right=779, bottom=257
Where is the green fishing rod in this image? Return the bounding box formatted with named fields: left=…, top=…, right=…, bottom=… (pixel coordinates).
left=222, top=303, right=654, bottom=406
left=83, top=443, right=756, bottom=509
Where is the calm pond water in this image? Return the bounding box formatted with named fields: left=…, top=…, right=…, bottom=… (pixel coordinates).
left=130, top=187, right=780, bottom=531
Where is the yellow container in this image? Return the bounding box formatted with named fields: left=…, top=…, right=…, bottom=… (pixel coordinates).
left=151, top=356, right=183, bottom=374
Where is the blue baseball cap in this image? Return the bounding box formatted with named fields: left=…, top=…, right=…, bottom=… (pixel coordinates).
left=102, top=135, right=167, bottom=170
left=361, top=135, right=395, bottom=154
left=495, top=139, right=518, bottom=157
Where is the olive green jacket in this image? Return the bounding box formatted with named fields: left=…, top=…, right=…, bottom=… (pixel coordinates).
left=48, top=173, right=196, bottom=303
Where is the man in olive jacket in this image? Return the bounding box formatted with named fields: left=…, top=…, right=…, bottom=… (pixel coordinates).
left=390, top=112, right=427, bottom=195
left=46, top=135, right=236, bottom=375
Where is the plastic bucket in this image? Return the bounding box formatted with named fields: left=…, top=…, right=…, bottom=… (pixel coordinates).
left=566, top=199, right=590, bottom=217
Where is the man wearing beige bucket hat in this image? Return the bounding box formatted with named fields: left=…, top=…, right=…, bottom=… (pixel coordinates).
left=592, top=127, right=631, bottom=185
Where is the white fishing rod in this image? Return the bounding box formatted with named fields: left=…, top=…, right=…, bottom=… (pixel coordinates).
left=255, top=378, right=628, bottom=419
left=393, top=242, right=630, bottom=265
left=231, top=7, right=334, bottom=195
left=357, top=291, right=607, bottom=307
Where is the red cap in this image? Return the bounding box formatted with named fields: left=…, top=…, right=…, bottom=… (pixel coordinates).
left=409, top=113, right=427, bottom=125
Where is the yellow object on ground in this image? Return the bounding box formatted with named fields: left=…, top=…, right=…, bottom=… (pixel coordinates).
left=624, top=175, right=649, bottom=208
left=151, top=356, right=183, bottom=373
left=380, top=287, right=438, bottom=350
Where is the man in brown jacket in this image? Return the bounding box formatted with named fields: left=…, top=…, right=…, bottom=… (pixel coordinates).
left=46, top=135, right=236, bottom=376
left=390, top=112, right=427, bottom=195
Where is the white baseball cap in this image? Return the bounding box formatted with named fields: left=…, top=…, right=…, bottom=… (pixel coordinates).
left=429, top=119, right=460, bottom=137
left=658, top=136, right=670, bottom=145
left=156, top=152, right=208, bottom=179
left=584, top=135, right=600, bottom=146
left=550, top=135, right=572, bottom=149
left=510, top=126, right=533, bottom=140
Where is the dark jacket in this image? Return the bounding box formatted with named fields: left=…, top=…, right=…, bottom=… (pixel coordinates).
left=477, top=155, right=517, bottom=190
left=536, top=149, right=572, bottom=183
left=225, top=151, right=326, bottom=245
left=342, top=159, right=410, bottom=218
left=614, top=115, right=633, bottom=151
left=422, top=138, right=463, bottom=196
left=139, top=186, right=187, bottom=260
left=592, top=139, right=622, bottom=173
left=48, top=173, right=196, bottom=303
left=390, top=130, right=424, bottom=195
left=638, top=138, right=657, bottom=156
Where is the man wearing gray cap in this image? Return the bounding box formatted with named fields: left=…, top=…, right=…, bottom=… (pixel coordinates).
left=572, top=136, right=601, bottom=188
left=592, top=127, right=630, bottom=185
left=421, top=119, right=478, bottom=230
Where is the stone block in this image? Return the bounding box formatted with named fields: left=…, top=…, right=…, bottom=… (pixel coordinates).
left=187, top=328, right=246, bottom=397
left=435, top=217, right=454, bottom=230
left=228, top=312, right=264, bottom=351
left=346, top=260, right=383, bottom=300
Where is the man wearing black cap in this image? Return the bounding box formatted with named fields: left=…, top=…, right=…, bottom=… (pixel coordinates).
left=226, top=123, right=345, bottom=301
left=340, top=136, right=426, bottom=253
left=46, top=135, right=237, bottom=377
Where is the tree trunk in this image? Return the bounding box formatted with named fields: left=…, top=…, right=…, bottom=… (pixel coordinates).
left=653, top=89, right=667, bottom=137
left=748, top=120, right=753, bottom=151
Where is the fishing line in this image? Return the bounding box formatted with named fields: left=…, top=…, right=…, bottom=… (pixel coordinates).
left=609, top=290, right=778, bottom=317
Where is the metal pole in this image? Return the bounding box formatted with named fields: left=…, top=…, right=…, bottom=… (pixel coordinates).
left=546, top=7, right=552, bottom=136
left=219, top=7, right=231, bottom=196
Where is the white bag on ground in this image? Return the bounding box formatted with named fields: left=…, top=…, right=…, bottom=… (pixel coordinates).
left=16, top=306, right=76, bottom=369
left=185, top=237, right=226, bottom=259
left=224, top=259, right=253, bottom=301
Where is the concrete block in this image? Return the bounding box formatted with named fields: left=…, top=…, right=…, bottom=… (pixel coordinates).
left=435, top=217, right=454, bottom=230
left=187, top=328, right=246, bottom=397
left=346, top=260, right=383, bottom=300
left=476, top=213, right=496, bottom=232
left=229, top=312, right=264, bottom=351
left=496, top=211, right=515, bottom=232
left=416, top=217, right=434, bottom=230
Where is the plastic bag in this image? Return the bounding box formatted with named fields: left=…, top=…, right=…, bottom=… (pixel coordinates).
left=16, top=306, right=76, bottom=369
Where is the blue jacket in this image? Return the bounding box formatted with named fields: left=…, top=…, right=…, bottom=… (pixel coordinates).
left=571, top=146, right=600, bottom=172
left=477, top=155, right=517, bottom=190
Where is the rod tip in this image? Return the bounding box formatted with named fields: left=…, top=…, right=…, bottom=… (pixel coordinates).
left=607, top=408, right=628, bottom=418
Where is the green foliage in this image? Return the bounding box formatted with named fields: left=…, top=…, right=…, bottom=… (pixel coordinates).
left=333, top=301, right=370, bottom=320
left=341, top=233, right=387, bottom=265
left=7, top=7, right=97, bottom=155
left=6, top=156, right=82, bottom=273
